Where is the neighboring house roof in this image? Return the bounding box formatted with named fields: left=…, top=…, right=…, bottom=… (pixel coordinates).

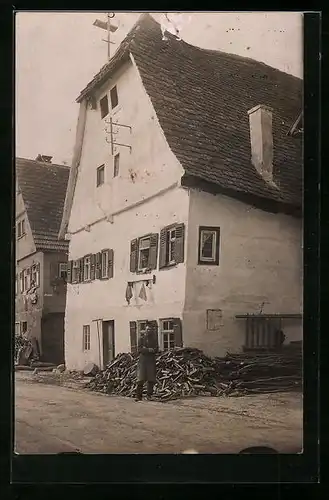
left=16, top=157, right=70, bottom=252
left=75, top=14, right=302, bottom=215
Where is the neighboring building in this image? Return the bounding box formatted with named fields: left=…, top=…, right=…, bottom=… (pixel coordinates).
left=16, top=156, right=70, bottom=364
left=59, top=14, right=303, bottom=371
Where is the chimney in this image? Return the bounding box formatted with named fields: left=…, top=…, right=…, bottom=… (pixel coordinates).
left=247, top=104, right=274, bottom=183
left=36, top=154, right=53, bottom=163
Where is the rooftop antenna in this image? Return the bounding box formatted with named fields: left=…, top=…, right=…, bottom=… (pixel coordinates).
left=93, top=13, right=118, bottom=61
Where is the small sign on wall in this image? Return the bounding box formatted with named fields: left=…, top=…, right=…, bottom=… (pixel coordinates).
left=207, top=309, right=223, bottom=330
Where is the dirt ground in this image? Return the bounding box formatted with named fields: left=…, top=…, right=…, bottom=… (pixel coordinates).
left=15, top=371, right=303, bottom=454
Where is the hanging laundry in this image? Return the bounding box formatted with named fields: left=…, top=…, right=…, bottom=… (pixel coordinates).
left=125, top=283, right=133, bottom=304
left=139, top=282, right=147, bottom=301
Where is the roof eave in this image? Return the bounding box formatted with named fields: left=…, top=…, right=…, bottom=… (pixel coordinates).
left=76, top=47, right=131, bottom=103
left=181, top=174, right=302, bottom=217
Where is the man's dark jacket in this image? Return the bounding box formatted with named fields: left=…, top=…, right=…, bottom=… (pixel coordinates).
left=137, top=331, right=158, bottom=382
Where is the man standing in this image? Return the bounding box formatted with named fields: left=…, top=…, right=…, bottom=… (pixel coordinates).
left=135, top=322, right=158, bottom=401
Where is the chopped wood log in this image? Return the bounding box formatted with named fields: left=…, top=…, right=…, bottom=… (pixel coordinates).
left=85, top=346, right=302, bottom=401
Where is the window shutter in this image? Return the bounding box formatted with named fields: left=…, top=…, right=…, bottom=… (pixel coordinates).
left=173, top=318, right=183, bottom=347
left=36, top=263, right=40, bottom=286
left=149, top=320, right=159, bottom=351
left=149, top=233, right=159, bottom=270
left=67, top=260, right=73, bottom=283
left=159, top=228, right=168, bottom=269
left=95, top=252, right=101, bottom=279
left=108, top=249, right=114, bottom=278
left=130, top=238, right=138, bottom=272
left=174, top=223, right=185, bottom=264
left=50, top=262, right=58, bottom=283
left=78, top=258, right=84, bottom=282
left=90, top=254, right=96, bottom=280
left=130, top=321, right=137, bottom=354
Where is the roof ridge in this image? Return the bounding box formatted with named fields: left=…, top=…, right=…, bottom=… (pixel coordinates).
left=16, top=157, right=70, bottom=169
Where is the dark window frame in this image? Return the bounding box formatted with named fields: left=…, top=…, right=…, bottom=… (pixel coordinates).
left=100, top=94, right=109, bottom=119
left=96, top=164, right=105, bottom=187
left=110, top=85, right=119, bottom=109
left=83, top=324, right=91, bottom=351
left=83, top=255, right=92, bottom=282
left=138, top=235, right=152, bottom=272
left=113, top=153, right=120, bottom=177
left=17, top=219, right=26, bottom=239
left=198, top=226, right=220, bottom=265
left=159, top=222, right=185, bottom=269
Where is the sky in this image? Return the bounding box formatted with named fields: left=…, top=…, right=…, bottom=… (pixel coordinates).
left=15, top=11, right=303, bottom=165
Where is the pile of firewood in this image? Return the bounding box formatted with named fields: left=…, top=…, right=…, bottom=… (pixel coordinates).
left=86, top=347, right=302, bottom=401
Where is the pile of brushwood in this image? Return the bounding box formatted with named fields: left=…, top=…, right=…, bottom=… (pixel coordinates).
left=86, top=346, right=302, bottom=402
left=14, top=334, right=33, bottom=364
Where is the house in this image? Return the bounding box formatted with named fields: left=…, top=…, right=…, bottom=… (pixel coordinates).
left=59, top=14, right=303, bottom=371
left=15, top=156, right=70, bottom=364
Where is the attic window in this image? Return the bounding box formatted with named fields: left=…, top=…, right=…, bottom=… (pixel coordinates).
left=100, top=95, right=109, bottom=119
left=96, top=165, right=105, bottom=187
left=110, top=86, right=118, bottom=109
left=17, top=219, right=26, bottom=239
left=113, top=153, right=120, bottom=177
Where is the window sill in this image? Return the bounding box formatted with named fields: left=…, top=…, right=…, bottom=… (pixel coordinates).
left=159, top=262, right=179, bottom=271
left=197, top=260, right=219, bottom=266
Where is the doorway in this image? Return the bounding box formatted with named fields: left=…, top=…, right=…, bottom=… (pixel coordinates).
left=102, top=320, right=115, bottom=368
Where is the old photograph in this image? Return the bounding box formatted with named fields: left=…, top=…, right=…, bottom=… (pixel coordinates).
left=15, top=11, right=303, bottom=455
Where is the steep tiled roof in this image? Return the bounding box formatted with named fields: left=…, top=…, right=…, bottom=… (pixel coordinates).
left=16, top=158, right=70, bottom=252
left=77, top=14, right=302, bottom=210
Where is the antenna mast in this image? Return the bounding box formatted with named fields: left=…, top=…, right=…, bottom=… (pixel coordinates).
left=93, top=12, right=118, bottom=61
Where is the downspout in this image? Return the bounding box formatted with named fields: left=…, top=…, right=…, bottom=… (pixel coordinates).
left=59, top=99, right=88, bottom=240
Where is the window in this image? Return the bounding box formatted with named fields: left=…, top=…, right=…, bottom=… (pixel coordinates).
left=23, top=268, right=30, bottom=291
left=19, top=271, right=24, bottom=293
left=21, top=321, right=27, bottom=334
left=110, top=86, right=118, bottom=109
left=17, top=219, right=26, bottom=238
left=31, top=264, right=40, bottom=287
left=15, top=275, right=18, bottom=296
left=198, top=226, right=220, bottom=265
left=100, top=95, right=109, bottom=119
left=113, top=153, right=120, bottom=177
left=138, top=236, right=151, bottom=271
left=159, top=223, right=185, bottom=269
left=130, top=234, right=158, bottom=273
left=83, top=256, right=91, bottom=281
left=161, top=320, right=175, bottom=351
left=96, top=165, right=105, bottom=187
left=168, top=228, right=176, bottom=264
left=83, top=325, right=91, bottom=351
left=101, top=250, right=109, bottom=278
left=59, top=263, right=67, bottom=280
left=138, top=320, right=148, bottom=339
left=15, top=322, right=20, bottom=335
left=72, top=260, right=80, bottom=283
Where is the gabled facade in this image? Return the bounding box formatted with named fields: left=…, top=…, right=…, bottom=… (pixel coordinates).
left=61, top=14, right=303, bottom=370
left=15, top=157, right=70, bottom=364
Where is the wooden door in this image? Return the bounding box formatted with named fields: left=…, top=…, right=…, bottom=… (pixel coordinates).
left=102, top=320, right=115, bottom=367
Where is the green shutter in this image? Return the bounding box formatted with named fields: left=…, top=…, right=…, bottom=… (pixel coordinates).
left=149, top=320, right=159, bottom=352
left=149, top=233, right=158, bottom=270
left=108, top=249, right=114, bottom=278
left=90, top=254, right=96, bottom=280
left=173, top=318, right=183, bottom=347
left=95, top=252, right=101, bottom=279
left=78, top=258, right=84, bottom=282
left=67, top=260, right=73, bottom=283
left=130, top=239, right=138, bottom=272
left=174, top=223, right=185, bottom=264
left=130, top=321, right=137, bottom=354
left=159, top=228, right=168, bottom=269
